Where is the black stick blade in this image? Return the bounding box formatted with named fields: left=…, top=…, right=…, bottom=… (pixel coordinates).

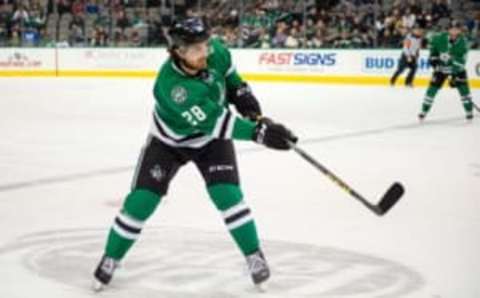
left=377, top=182, right=405, bottom=215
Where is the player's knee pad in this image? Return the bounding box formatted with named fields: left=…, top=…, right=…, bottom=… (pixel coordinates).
left=122, top=189, right=162, bottom=221
left=207, top=183, right=243, bottom=211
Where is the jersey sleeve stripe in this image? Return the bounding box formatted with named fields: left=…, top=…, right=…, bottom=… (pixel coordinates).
left=211, top=108, right=228, bottom=138
left=224, top=114, right=236, bottom=139
left=225, top=64, right=236, bottom=77
left=153, top=112, right=205, bottom=142
left=219, top=111, right=232, bottom=139
left=151, top=114, right=212, bottom=148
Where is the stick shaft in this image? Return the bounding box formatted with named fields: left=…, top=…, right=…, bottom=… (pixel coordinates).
left=473, top=102, right=480, bottom=113
left=291, top=144, right=381, bottom=214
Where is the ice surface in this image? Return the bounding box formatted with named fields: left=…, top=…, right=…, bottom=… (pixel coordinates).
left=0, top=78, right=479, bottom=297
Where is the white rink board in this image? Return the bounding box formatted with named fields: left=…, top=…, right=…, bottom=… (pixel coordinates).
left=0, top=48, right=479, bottom=83
left=0, top=48, right=56, bottom=70
left=58, top=48, right=167, bottom=70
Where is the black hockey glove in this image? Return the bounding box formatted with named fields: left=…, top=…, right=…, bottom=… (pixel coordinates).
left=449, top=70, right=467, bottom=88
left=253, top=117, right=298, bottom=150
left=228, top=83, right=262, bottom=120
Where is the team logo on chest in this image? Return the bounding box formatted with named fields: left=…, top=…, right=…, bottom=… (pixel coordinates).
left=171, top=86, right=187, bottom=104
left=149, top=164, right=163, bottom=181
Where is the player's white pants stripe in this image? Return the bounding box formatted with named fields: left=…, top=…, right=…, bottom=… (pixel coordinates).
left=112, top=212, right=145, bottom=240
left=112, top=222, right=140, bottom=240
left=227, top=215, right=253, bottom=230
left=222, top=202, right=253, bottom=230
left=223, top=202, right=248, bottom=218
left=117, top=212, right=144, bottom=230
left=424, top=96, right=434, bottom=104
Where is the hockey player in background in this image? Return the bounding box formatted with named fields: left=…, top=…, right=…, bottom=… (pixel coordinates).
left=390, top=26, right=423, bottom=87
left=92, top=17, right=297, bottom=291
left=419, top=20, right=474, bottom=121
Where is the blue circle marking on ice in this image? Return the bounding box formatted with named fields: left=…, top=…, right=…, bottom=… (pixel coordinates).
left=0, top=227, right=424, bottom=297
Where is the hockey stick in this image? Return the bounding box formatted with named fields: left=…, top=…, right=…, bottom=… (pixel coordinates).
left=473, top=101, right=480, bottom=113
left=289, top=142, right=404, bottom=216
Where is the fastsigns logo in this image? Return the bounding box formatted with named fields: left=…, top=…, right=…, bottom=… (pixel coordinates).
left=258, top=52, right=336, bottom=67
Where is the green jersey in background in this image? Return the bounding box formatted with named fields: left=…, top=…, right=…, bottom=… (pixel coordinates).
left=429, top=32, right=468, bottom=74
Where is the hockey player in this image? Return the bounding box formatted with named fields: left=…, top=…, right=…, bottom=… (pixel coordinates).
left=92, top=17, right=297, bottom=291
left=419, top=20, right=474, bottom=121
left=390, top=26, right=423, bottom=87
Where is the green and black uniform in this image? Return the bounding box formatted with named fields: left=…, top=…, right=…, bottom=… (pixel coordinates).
left=420, top=31, right=473, bottom=118
left=103, top=39, right=262, bottom=262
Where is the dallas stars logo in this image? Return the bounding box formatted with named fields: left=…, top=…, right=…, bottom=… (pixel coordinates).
left=171, top=86, right=187, bottom=104
left=149, top=165, right=163, bottom=182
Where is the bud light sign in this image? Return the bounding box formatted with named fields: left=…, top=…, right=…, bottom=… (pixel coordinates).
left=258, top=52, right=336, bottom=72
left=363, top=55, right=431, bottom=74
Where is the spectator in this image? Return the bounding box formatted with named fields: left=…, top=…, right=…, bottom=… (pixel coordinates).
left=8, top=27, right=21, bottom=46
left=0, top=4, right=11, bottom=44
left=113, top=28, right=128, bottom=46
left=306, top=27, right=324, bottom=48
left=71, top=0, right=85, bottom=16
left=11, top=4, right=29, bottom=25
left=271, top=21, right=287, bottom=47
left=28, top=2, right=47, bottom=30
left=131, top=8, right=146, bottom=28
left=69, top=13, right=85, bottom=46
left=116, top=9, right=131, bottom=33
left=57, top=0, right=72, bottom=20
left=85, top=0, right=99, bottom=15
left=38, top=27, right=55, bottom=46
left=334, top=30, right=353, bottom=48
left=402, top=7, right=416, bottom=29
left=2, top=0, right=476, bottom=49
left=130, top=29, right=142, bottom=46
left=22, top=26, right=40, bottom=46
left=431, top=0, right=450, bottom=22
left=90, top=25, right=108, bottom=46
left=284, top=27, right=300, bottom=48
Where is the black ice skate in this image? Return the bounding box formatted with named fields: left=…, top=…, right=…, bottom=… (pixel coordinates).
left=418, top=113, right=426, bottom=121
left=92, top=255, right=119, bottom=291
left=466, top=113, right=473, bottom=121
left=246, top=250, right=270, bottom=289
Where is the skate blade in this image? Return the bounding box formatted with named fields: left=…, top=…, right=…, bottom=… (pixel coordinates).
left=255, top=282, right=268, bottom=293
left=92, top=279, right=106, bottom=292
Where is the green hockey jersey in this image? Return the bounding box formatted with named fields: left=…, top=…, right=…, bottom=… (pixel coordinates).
left=429, top=32, right=469, bottom=74
left=151, top=38, right=256, bottom=148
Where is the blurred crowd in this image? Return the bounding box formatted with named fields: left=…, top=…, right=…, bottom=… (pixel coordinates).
left=0, top=0, right=479, bottom=48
